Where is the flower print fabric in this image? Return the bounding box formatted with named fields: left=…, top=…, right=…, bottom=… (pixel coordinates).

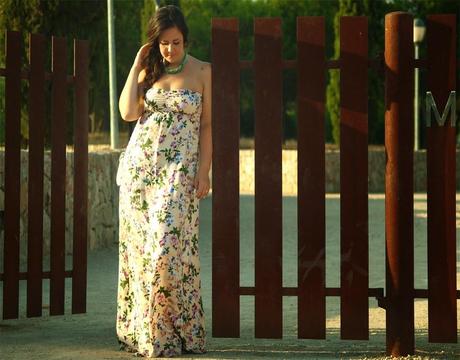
left=116, top=87, right=206, bottom=357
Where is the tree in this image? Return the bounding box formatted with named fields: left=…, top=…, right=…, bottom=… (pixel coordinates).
left=326, top=0, right=365, bottom=145
left=114, top=0, right=144, bottom=134
left=178, top=0, right=338, bottom=141
left=2, top=0, right=456, bottom=146
left=0, top=0, right=109, bottom=145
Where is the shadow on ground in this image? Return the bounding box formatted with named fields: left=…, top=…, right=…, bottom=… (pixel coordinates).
left=0, top=195, right=459, bottom=359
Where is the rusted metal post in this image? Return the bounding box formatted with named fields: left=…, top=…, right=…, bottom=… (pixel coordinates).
left=27, top=33, right=46, bottom=318
left=339, top=16, right=369, bottom=340
left=254, top=17, right=283, bottom=339
left=3, top=30, right=22, bottom=320
left=384, top=12, right=414, bottom=356
left=426, top=14, right=457, bottom=343
left=297, top=16, right=326, bottom=339
left=72, top=39, right=89, bottom=314
left=50, top=36, right=67, bottom=316
left=211, top=18, right=240, bottom=337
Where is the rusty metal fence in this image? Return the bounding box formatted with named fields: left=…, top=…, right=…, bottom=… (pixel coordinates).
left=211, top=12, right=458, bottom=356
left=0, top=31, right=89, bottom=319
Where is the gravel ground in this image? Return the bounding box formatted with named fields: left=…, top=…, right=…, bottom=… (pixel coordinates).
left=0, top=194, right=459, bottom=359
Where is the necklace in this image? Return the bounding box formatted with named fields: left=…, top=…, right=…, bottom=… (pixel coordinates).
left=164, top=52, right=188, bottom=74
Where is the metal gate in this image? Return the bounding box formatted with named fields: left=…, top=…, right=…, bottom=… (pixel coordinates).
left=211, top=12, right=458, bottom=356
left=0, top=31, right=89, bottom=319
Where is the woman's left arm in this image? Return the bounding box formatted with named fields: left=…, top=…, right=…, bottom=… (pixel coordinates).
left=194, top=63, right=212, bottom=199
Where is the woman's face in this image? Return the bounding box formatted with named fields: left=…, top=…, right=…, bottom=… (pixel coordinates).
left=158, top=26, right=185, bottom=65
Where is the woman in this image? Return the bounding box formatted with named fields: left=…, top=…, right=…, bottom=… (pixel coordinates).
left=115, top=5, right=210, bottom=358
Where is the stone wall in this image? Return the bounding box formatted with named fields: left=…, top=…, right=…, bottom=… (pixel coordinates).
left=239, top=149, right=450, bottom=194
left=0, top=148, right=458, bottom=262
left=0, top=149, right=123, bottom=268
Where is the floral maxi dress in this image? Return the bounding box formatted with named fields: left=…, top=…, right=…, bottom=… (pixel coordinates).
left=116, top=87, right=206, bottom=357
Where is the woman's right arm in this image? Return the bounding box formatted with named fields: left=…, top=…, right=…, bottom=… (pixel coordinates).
left=118, top=45, right=149, bottom=121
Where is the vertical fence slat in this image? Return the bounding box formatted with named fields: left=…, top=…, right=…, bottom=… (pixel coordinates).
left=296, top=16, right=326, bottom=339
left=254, top=18, right=283, bottom=338
left=27, top=33, right=46, bottom=318
left=3, top=30, right=22, bottom=320
left=211, top=18, right=240, bottom=337
left=50, top=36, right=67, bottom=316
left=72, top=39, right=89, bottom=314
left=384, top=12, right=414, bottom=356
left=340, top=16, right=369, bottom=340
left=426, top=14, right=457, bottom=343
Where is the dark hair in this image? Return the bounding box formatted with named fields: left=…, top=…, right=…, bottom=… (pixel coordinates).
left=140, top=5, right=189, bottom=97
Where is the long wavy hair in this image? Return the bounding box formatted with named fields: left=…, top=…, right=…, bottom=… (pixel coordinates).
left=140, top=5, right=189, bottom=97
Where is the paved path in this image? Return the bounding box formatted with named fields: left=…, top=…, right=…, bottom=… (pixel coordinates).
left=0, top=195, right=459, bottom=359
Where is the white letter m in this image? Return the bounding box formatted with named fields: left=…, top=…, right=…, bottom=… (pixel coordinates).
left=426, top=91, right=456, bottom=127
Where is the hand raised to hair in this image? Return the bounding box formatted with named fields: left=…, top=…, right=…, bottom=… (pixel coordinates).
left=133, top=43, right=151, bottom=70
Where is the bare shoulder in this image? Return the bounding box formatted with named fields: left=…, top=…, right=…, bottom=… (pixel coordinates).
left=189, top=55, right=211, bottom=80
left=201, top=61, right=211, bottom=80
